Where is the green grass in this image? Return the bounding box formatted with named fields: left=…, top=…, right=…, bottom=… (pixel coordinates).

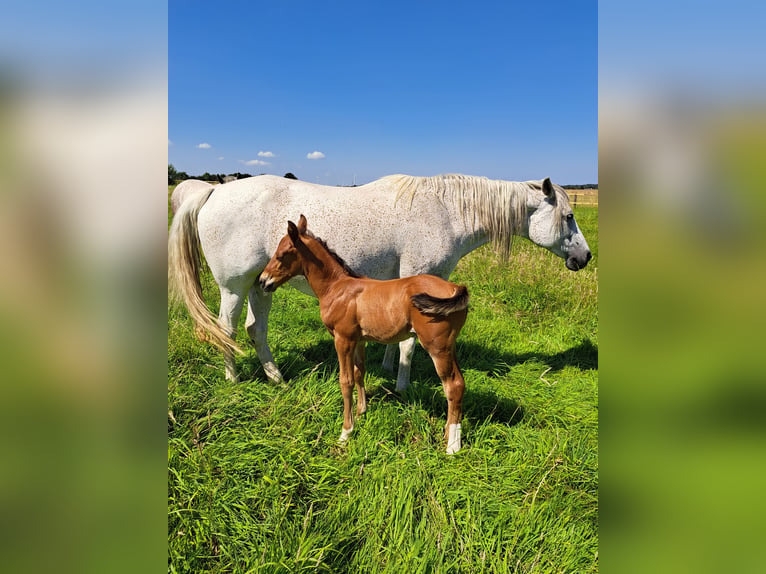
left=168, top=204, right=598, bottom=573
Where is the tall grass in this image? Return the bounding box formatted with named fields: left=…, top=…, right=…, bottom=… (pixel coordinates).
left=168, top=204, right=598, bottom=573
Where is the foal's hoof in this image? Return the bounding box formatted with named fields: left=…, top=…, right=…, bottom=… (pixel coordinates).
left=338, top=427, right=354, bottom=444
left=446, top=423, right=462, bottom=455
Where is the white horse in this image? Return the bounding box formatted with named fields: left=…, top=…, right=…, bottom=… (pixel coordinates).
left=168, top=174, right=591, bottom=387
left=170, top=179, right=214, bottom=215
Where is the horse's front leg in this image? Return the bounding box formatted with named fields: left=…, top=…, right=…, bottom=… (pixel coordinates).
left=381, top=336, right=416, bottom=391
left=382, top=344, right=397, bottom=373
left=334, top=336, right=357, bottom=443
left=395, top=337, right=417, bottom=392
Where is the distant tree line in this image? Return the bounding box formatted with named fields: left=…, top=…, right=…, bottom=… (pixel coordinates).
left=561, top=184, right=598, bottom=190
left=169, top=164, right=298, bottom=184
left=169, top=165, right=592, bottom=188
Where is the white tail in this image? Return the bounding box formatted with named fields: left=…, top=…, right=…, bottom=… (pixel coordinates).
left=168, top=188, right=243, bottom=356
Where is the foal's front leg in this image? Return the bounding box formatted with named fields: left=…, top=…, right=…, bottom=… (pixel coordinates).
left=354, top=341, right=367, bottom=416
left=335, top=336, right=357, bottom=443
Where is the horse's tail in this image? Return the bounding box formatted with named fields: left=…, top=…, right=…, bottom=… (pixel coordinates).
left=168, top=188, right=243, bottom=356
left=411, top=285, right=470, bottom=316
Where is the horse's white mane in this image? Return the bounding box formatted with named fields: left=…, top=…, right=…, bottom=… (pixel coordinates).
left=383, top=173, right=568, bottom=258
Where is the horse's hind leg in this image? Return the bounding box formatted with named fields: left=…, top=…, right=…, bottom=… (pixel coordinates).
left=354, top=341, right=367, bottom=415
left=246, top=285, right=283, bottom=383
left=218, top=286, right=247, bottom=382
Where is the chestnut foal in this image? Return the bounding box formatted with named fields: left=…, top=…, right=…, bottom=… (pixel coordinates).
left=259, top=215, right=469, bottom=454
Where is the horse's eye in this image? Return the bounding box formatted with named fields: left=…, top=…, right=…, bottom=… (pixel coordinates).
left=566, top=213, right=574, bottom=221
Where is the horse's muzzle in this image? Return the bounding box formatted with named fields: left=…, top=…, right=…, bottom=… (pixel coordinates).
left=566, top=250, right=592, bottom=271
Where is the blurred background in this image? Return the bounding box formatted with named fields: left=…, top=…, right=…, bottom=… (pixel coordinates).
left=0, top=2, right=166, bottom=572
left=600, top=1, right=766, bottom=572
left=1, top=1, right=764, bottom=572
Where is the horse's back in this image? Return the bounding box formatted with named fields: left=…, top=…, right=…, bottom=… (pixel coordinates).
left=197, top=175, right=462, bottom=288
left=198, top=176, right=409, bottom=279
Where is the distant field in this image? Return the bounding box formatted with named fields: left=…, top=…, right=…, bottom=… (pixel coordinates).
left=168, top=186, right=598, bottom=573
left=565, top=189, right=598, bottom=208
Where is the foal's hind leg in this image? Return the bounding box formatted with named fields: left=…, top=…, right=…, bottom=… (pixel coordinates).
left=246, top=285, right=283, bottom=383
left=422, top=341, right=465, bottom=454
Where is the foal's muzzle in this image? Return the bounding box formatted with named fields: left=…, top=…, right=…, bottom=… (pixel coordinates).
left=566, top=250, right=592, bottom=271
left=258, top=273, right=276, bottom=292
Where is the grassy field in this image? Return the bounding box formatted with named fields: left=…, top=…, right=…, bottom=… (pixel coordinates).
left=168, top=190, right=598, bottom=573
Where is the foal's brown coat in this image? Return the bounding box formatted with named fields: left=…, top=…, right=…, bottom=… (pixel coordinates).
left=259, top=215, right=469, bottom=452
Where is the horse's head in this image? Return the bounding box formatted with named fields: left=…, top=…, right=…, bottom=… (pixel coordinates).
left=259, top=214, right=309, bottom=292
left=527, top=178, right=592, bottom=271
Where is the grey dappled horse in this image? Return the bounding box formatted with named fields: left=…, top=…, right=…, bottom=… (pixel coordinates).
left=168, top=174, right=591, bottom=386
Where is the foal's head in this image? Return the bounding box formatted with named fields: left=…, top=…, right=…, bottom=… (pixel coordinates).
left=258, top=215, right=309, bottom=293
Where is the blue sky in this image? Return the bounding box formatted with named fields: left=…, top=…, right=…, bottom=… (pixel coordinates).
left=169, top=1, right=597, bottom=185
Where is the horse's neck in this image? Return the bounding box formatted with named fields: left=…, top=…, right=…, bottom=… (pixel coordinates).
left=454, top=227, right=491, bottom=259
left=440, top=180, right=531, bottom=257
left=439, top=200, right=493, bottom=258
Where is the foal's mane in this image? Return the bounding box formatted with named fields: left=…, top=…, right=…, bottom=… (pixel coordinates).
left=383, top=173, right=570, bottom=258
left=302, top=229, right=362, bottom=278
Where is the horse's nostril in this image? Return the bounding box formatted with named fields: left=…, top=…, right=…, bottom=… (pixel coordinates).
left=586, top=251, right=592, bottom=262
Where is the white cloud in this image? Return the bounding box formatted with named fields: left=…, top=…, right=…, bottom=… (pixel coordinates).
left=258, top=151, right=275, bottom=158
left=241, top=159, right=270, bottom=166
left=168, top=139, right=173, bottom=146
left=217, top=156, right=224, bottom=160
left=196, top=142, right=212, bottom=149
left=306, top=151, right=325, bottom=160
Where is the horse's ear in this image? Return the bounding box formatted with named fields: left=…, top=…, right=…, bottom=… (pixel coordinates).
left=542, top=177, right=555, bottom=200
left=287, top=220, right=301, bottom=245
left=297, top=214, right=308, bottom=234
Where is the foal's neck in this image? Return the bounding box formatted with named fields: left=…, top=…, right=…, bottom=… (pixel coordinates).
left=300, top=239, right=351, bottom=298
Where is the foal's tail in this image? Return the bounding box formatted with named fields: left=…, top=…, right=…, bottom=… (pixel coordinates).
left=411, top=285, right=470, bottom=316
left=168, top=187, right=243, bottom=356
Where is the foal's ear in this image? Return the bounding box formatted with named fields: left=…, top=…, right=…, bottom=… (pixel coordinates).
left=542, top=177, right=555, bottom=200
left=287, top=220, right=301, bottom=245
left=297, top=214, right=308, bottom=234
